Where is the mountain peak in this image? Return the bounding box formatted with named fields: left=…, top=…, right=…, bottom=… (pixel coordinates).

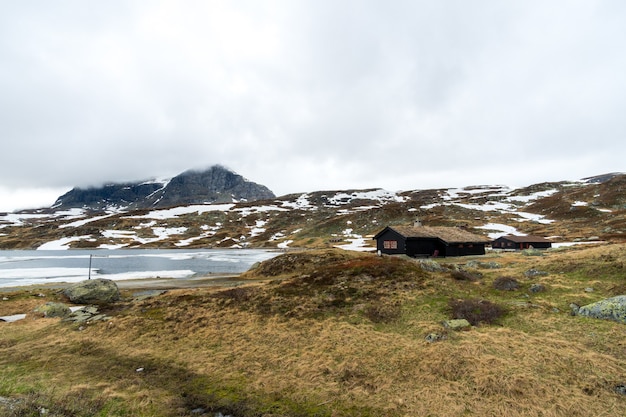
left=52, top=165, right=275, bottom=211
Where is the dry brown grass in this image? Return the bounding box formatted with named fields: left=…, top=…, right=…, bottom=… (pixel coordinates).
left=1, top=246, right=626, bottom=416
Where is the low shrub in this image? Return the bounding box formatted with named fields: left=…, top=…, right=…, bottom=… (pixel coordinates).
left=450, top=269, right=481, bottom=282
left=493, top=276, right=520, bottom=291
left=448, top=298, right=506, bottom=326
left=364, top=301, right=402, bottom=323
left=522, top=248, right=544, bottom=256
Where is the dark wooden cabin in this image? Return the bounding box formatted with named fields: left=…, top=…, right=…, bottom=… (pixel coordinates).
left=373, top=226, right=490, bottom=257
left=492, top=235, right=552, bottom=250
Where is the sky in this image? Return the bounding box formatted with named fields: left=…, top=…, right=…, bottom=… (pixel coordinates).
left=1, top=0, right=625, bottom=212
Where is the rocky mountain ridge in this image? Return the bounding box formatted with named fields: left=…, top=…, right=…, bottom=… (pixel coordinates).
left=0, top=172, right=624, bottom=250
left=51, top=165, right=275, bottom=211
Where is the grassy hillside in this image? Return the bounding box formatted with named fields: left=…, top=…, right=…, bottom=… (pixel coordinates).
left=2, top=174, right=625, bottom=250
left=1, top=244, right=626, bottom=416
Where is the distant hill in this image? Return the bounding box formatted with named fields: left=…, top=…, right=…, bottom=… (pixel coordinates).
left=1, top=172, right=624, bottom=250
left=51, top=165, right=275, bottom=211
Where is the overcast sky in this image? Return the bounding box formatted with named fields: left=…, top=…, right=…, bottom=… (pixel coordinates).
left=1, top=0, right=625, bottom=212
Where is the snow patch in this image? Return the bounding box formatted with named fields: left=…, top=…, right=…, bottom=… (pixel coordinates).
left=37, top=236, right=94, bottom=250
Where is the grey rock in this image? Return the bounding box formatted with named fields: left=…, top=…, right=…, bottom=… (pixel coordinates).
left=63, top=279, right=120, bottom=304
left=418, top=259, right=447, bottom=272
left=63, top=306, right=110, bottom=324
left=425, top=333, right=443, bottom=343
left=33, top=302, right=71, bottom=318
left=530, top=283, right=546, bottom=293
left=524, top=268, right=549, bottom=278
left=615, top=385, right=626, bottom=395
left=442, top=319, right=471, bottom=330
left=584, top=287, right=594, bottom=293
left=575, top=295, right=626, bottom=323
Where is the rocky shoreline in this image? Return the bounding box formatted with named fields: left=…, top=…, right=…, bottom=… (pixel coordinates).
left=0, top=273, right=244, bottom=293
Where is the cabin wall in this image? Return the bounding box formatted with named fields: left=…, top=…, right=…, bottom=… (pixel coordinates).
left=405, top=239, right=440, bottom=257
left=492, top=238, right=551, bottom=250
left=376, top=229, right=406, bottom=255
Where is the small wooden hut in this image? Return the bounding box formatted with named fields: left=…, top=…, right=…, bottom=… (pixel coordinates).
left=373, top=225, right=490, bottom=257
left=491, top=235, right=552, bottom=250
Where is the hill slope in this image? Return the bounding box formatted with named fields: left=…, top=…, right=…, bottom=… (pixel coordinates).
left=0, top=173, right=624, bottom=250
left=1, top=245, right=625, bottom=416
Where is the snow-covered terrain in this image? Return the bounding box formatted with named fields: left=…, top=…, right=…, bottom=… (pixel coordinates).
left=1, top=175, right=624, bottom=251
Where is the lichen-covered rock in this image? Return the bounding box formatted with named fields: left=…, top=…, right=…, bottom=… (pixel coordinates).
left=418, top=259, right=447, bottom=272
left=442, top=319, right=471, bottom=330
left=33, top=302, right=71, bottom=318
left=524, top=269, right=548, bottom=278
left=575, top=295, right=626, bottom=324
left=63, top=306, right=110, bottom=323
left=62, top=279, right=120, bottom=304
left=529, top=283, right=546, bottom=293
left=466, top=261, right=501, bottom=269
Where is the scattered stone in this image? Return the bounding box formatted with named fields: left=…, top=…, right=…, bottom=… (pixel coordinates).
left=418, top=259, right=447, bottom=272
left=62, top=278, right=120, bottom=304
left=136, top=367, right=144, bottom=373
left=0, top=395, right=20, bottom=410
left=442, top=319, right=471, bottom=330
left=615, top=385, right=626, bottom=395
left=33, top=302, right=71, bottom=318
left=425, top=333, right=443, bottom=343
left=506, top=300, right=540, bottom=309
left=521, top=248, right=544, bottom=256
left=574, top=295, right=626, bottom=324
left=63, top=305, right=111, bottom=324
left=0, top=314, right=26, bottom=323
left=2, top=297, right=9, bottom=301
left=530, top=283, right=546, bottom=293
left=524, top=269, right=548, bottom=278
left=584, top=287, right=594, bottom=293
left=570, top=303, right=580, bottom=316
left=552, top=308, right=560, bottom=313
left=466, top=261, right=501, bottom=269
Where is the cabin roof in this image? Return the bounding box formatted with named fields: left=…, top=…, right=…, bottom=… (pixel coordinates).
left=495, top=235, right=552, bottom=243
left=377, top=226, right=490, bottom=244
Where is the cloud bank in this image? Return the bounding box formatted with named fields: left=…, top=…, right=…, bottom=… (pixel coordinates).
left=1, top=0, right=624, bottom=211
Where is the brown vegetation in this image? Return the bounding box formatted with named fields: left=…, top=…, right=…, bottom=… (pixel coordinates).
left=1, top=245, right=626, bottom=416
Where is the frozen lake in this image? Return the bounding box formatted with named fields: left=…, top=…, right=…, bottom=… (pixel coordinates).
left=0, top=249, right=279, bottom=288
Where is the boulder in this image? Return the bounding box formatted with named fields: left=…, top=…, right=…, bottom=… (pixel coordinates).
left=33, top=302, right=71, bottom=318
left=418, top=259, right=447, bottom=273
left=529, top=283, right=546, bottom=293
left=442, top=319, right=471, bottom=330
left=63, top=279, right=120, bottom=304
left=574, top=295, right=626, bottom=324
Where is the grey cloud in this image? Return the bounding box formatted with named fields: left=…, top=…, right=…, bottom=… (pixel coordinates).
left=0, top=0, right=624, bottom=210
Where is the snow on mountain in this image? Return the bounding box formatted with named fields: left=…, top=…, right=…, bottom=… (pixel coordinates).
left=1, top=174, right=624, bottom=251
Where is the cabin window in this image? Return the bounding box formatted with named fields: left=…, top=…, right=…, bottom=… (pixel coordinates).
left=383, top=240, right=398, bottom=249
